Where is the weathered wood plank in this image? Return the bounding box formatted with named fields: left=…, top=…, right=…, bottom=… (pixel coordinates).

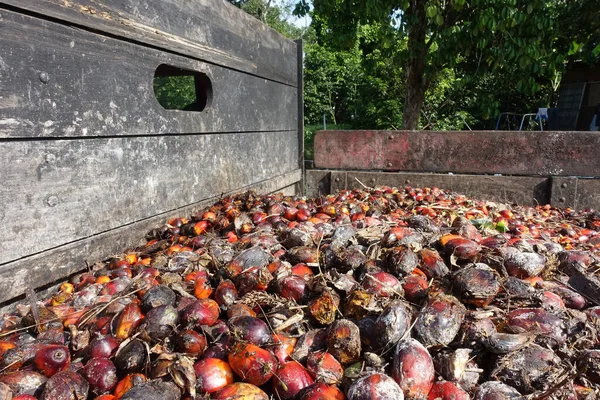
left=314, top=130, right=600, bottom=177
left=0, top=10, right=297, bottom=138
left=0, top=0, right=298, bottom=86
left=0, top=131, right=300, bottom=265
left=551, top=177, right=600, bottom=211
left=0, top=169, right=301, bottom=305
left=307, top=170, right=551, bottom=206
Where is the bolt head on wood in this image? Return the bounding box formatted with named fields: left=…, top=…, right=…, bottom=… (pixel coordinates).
left=334, top=177, right=340, bottom=182
left=559, top=197, right=566, bottom=203
left=561, top=182, right=568, bottom=188
left=46, top=195, right=60, bottom=207
left=39, top=71, right=50, bottom=83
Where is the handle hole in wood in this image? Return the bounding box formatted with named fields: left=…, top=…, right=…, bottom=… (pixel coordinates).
left=153, top=64, right=212, bottom=112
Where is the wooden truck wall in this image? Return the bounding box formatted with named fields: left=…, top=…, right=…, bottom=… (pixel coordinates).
left=307, top=130, right=600, bottom=211
left=0, top=0, right=303, bottom=305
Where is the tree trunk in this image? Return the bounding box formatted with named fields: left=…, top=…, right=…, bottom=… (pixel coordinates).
left=402, top=0, right=428, bottom=130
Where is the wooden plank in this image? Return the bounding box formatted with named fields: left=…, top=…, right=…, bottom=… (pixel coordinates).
left=305, top=170, right=332, bottom=197
left=296, top=39, right=305, bottom=194
left=0, top=10, right=297, bottom=138
left=0, top=0, right=298, bottom=86
left=0, top=169, right=301, bottom=305
left=551, top=177, right=600, bottom=211
left=0, top=131, right=300, bottom=265
left=314, top=130, right=600, bottom=177
left=306, top=170, right=550, bottom=206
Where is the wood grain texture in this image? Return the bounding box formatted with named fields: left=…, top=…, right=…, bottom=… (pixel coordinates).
left=0, top=10, right=297, bottom=138
left=0, top=0, right=298, bottom=86
left=314, top=130, right=600, bottom=177
left=551, top=177, right=600, bottom=211
left=308, top=170, right=551, bottom=206
left=0, top=132, right=300, bottom=265
left=0, top=169, right=301, bottom=305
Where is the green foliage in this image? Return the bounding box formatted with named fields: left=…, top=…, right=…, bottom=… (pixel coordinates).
left=153, top=76, right=197, bottom=110
left=299, top=0, right=565, bottom=129
left=303, top=37, right=362, bottom=125
left=304, top=124, right=352, bottom=160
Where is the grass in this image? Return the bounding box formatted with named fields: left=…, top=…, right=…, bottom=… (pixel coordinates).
left=304, top=124, right=353, bottom=161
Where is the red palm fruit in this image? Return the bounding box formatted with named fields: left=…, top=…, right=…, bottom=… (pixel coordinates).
left=362, top=271, right=403, bottom=297
left=113, top=374, right=146, bottom=399
left=286, top=246, right=319, bottom=264
left=506, top=308, right=565, bottom=344
left=202, top=211, right=217, bottom=222
left=292, top=263, right=314, bottom=278
left=84, top=358, right=118, bottom=394
left=227, top=303, right=257, bottom=318
left=0, top=341, right=16, bottom=358
left=271, top=334, right=297, bottom=364
left=418, top=248, right=449, bottom=278
left=278, top=275, right=308, bottom=302
left=385, top=245, right=419, bottom=277
left=193, top=277, right=213, bottom=299
left=272, top=361, right=314, bottom=400
left=308, top=289, right=341, bottom=325
left=347, top=373, right=405, bottom=400
left=73, top=273, right=96, bottom=291
left=501, top=247, right=545, bottom=278
left=472, top=381, right=522, bottom=399
left=541, top=290, right=565, bottom=310
left=452, top=216, right=482, bottom=242
left=89, top=335, right=119, bottom=359
left=214, top=280, right=238, bottom=308
left=326, top=319, right=361, bottom=365
left=402, top=274, right=429, bottom=303
left=228, top=343, right=277, bottom=386
left=115, top=302, right=144, bottom=340
left=292, top=330, right=328, bottom=364
left=95, top=395, right=117, bottom=400
left=193, top=220, right=209, bottom=235
left=213, top=382, right=269, bottom=400
left=228, top=316, right=271, bottom=347
left=536, top=281, right=586, bottom=309
left=442, top=237, right=481, bottom=260
left=234, top=266, right=273, bottom=295
left=299, top=383, right=344, bottom=400
left=382, top=227, right=417, bottom=247
left=13, top=396, right=39, bottom=400
left=110, top=268, right=132, bottom=279
left=306, top=351, right=343, bottom=384
left=194, top=358, right=234, bottom=394
left=392, top=339, right=434, bottom=399
left=0, top=371, right=47, bottom=397
left=40, top=370, right=89, bottom=400
left=175, top=330, right=208, bottom=355
left=34, top=345, right=70, bottom=377
left=374, top=301, right=412, bottom=350
left=415, top=293, right=466, bottom=347
left=427, top=381, right=469, bottom=400
left=180, top=299, right=220, bottom=328
left=297, top=208, right=310, bottom=221
left=284, top=207, right=298, bottom=221
left=453, top=263, right=500, bottom=307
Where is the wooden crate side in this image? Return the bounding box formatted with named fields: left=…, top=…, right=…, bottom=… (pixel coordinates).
left=0, top=0, right=297, bottom=86
left=0, top=170, right=301, bottom=305
left=307, top=170, right=551, bottom=206
left=314, top=130, right=600, bottom=177
left=0, top=9, right=297, bottom=138
left=0, top=132, right=300, bottom=265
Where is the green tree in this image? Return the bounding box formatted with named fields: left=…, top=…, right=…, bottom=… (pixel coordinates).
left=296, top=0, right=562, bottom=130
